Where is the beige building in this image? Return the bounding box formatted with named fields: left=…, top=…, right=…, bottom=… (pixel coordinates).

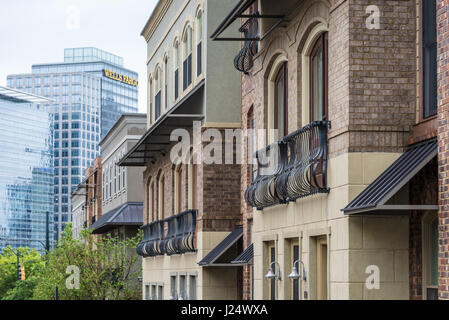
left=120, top=0, right=245, bottom=300
left=90, top=113, right=147, bottom=238
left=213, top=0, right=438, bottom=300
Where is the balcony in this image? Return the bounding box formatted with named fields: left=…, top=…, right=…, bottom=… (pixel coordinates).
left=137, top=210, right=197, bottom=258
left=234, top=13, right=259, bottom=74
left=137, top=220, right=163, bottom=257
left=245, top=121, right=329, bottom=210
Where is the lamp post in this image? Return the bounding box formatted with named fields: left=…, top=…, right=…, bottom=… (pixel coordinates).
left=288, top=259, right=307, bottom=300
left=288, top=259, right=307, bottom=281
left=265, top=261, right=282, bottom=281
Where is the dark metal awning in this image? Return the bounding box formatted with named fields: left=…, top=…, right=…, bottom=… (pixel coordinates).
left=342, top=138, right=438, bottom=215
left=198, top=227, right=243, bottom=267
left=210, top=0, right=304, bottom=41
left=210, top=0, right=257, bottom=40
left=90, top=202, right=143, bottom=234
left=119, top=79, right=205, bottom=167
left=231, top=243, right=253, bottom=265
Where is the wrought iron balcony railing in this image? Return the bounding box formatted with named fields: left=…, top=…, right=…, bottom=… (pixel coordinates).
left=234, top=12, right=259, bottom=74
left=137, top=220, right=164, bottom=258
left=137, top=209, right=197, bottom=258
left=245, top=121, right=329, bottom=210
left=161, top=209, right=197, bottom=256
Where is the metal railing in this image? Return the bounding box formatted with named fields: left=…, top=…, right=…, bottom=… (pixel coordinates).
left=234, top=12, right=259, bottom=74
left=137, top=210, right=197, bottom=258
left=137, top=220, right=164, bottom=258
left=245, top=121, right=329, bottom=210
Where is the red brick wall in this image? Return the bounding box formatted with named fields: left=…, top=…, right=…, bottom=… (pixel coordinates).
left=142, top=128, right=241, bottom=233
left=85, top=156, right=102, bottom=228
left=437, top=0, right=449, bottom=300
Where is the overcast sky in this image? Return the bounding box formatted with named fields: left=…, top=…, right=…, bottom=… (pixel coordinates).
left=0, top=0, right=158, bottom=113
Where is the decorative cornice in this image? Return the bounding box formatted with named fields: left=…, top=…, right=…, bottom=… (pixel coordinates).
left=141, top=0, right=174, bottom=42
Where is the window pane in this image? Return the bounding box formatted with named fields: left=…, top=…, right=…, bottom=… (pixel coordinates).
left=312, top=46, right=323, bottom=121
left=423, top=0, right=437, bottom=118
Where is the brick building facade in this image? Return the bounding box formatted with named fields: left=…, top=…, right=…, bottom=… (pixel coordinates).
left=214, top=0, right=441, bottom=299
left=437, top=0, right=449, bottom=300
left=84, top=157, right=103, bottom=228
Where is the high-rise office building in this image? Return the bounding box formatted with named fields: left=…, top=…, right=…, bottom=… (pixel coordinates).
left=7, top=48, right=139, bottom=239
left=0, top=86, right=54, bottom=253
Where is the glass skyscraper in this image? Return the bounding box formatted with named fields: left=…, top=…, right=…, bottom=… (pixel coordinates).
left=7, top=48, right=138, bottom=240
left=0, top=86, right=54, bottom=253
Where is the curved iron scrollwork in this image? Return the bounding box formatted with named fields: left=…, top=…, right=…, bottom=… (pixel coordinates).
left=234, top=13, right=259, bottom=74
left=136, top=220, right=163, bottom=258
left=137, top=210, right=197, bottom=257
left=245, top=142, right=287, bottom=210
left=245, top=121, right=329, bottom=210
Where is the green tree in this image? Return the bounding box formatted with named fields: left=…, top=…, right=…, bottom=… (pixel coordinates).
left=33, top=223, right=142, bottom=300
left=0, top=246, right=44, bottom=300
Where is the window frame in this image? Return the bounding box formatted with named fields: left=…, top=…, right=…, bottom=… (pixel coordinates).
left=309, top=32, right=328, bottom=122
left=274, top=62, right=288, bottom=138
left=421, top=0, right=437, bottom=120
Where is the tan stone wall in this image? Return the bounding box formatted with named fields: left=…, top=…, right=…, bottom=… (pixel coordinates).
left=240, top=0, right=417, bottom=300
left=252, top=152, right=409, bottom=300
left=142, top=231, right=239, bottom=300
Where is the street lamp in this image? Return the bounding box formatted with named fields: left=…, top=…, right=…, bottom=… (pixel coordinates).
left=265, top=261, right=282, bottom=281
left=288, top=259, right=307, bottom=281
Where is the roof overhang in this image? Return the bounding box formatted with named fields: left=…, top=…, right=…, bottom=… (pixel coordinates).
left=90, top=202, right=143, bottom=234
left=119, top=79, right=205, bottom=167
left=342, top=138, right=438, bottom=215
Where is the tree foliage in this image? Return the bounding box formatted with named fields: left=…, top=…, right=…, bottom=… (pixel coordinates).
left=1, top=223, right=142, bottom=300
left=0, top=247, right=43, bottom=300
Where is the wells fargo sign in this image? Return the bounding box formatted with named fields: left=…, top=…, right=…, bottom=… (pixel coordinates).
left=103, top=69, right=139, bottom=87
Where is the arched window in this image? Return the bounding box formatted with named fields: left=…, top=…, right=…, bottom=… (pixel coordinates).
left=158, top=173, right=165, bottom=220
left=149, top=77, right=153, bottom=123
left=148, top=179, right=154, bottom=222
left=196, top=11, right=203, bottom=76
left=183, top=25, right=193, bottom=90
left=164, top=56, right=169, bottom=110
left=155, top=66, right=162, bottom=119
left=274, top=62, right=288, bottom=139
left=310, top=33, right=328, bottom=122
left=175, top=165, right=183, bottom=213
left=174, top=40, right=180, bottom=100
left=188, top=153, right=197, bottom=209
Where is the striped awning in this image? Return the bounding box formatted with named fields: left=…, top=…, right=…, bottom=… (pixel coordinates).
left=231, top=243, right=253, bottom=265
left=342, top=138, right=438, bottom=215
left=90, top=202, right=143, bottom=234
left=198, top=227, right=243, bottom=267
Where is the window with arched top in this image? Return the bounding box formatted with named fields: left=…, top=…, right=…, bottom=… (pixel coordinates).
left=148, top=179, right=154, bottom=222
left=274, top=62, right=288, bottom=139
left=188, top=154, right=197, bottom=209
left=183, top=25, right=193, bottom=90
left=310, top=33, right=328, bottom=122
left=155, top=66, right=162, bottom=119
left=175, top=165, right=183, bottom=213
left=196, top=11, right=203, bottom=76
left=149, top=77, right=153, bottom=123
left=174, top=40, right=180, bottom=100
left=267, top=55, right=288, bottom=143
left=164, top=56, right=169, bottom=110
left=158, top=173, right=165, bottom=220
